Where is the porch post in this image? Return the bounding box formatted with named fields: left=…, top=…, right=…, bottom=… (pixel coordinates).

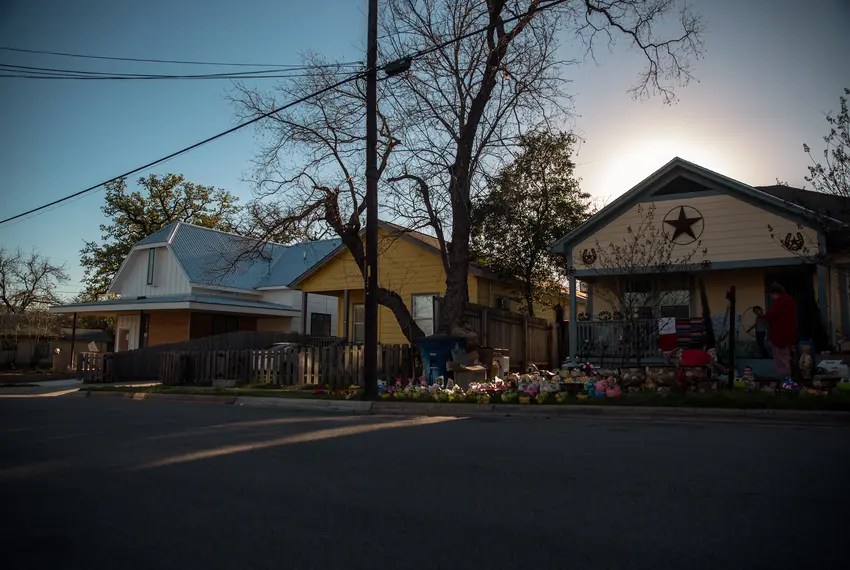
left=586, top=282, right=593, bottom=316
left=342, top=289, right=350, bottom=340
left=300, top=292, right=308, bottom=335
left=69, top=312, right=77, bottom=372
left=817, top=232, right=830, bottom=339
left=839, top=268, right=849, bottom=339
left=567, top=247, right=577, bottom=360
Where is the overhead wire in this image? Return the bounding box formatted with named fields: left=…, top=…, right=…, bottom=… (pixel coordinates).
left=0, top=45, right=342, bottom=68
left=0, top=62, right=363, bottom=80
left=0, top=0, right=568, bottom=226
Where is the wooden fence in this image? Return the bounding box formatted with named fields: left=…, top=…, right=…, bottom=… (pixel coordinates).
left=81, top=343, right=419, bottom=388
left=437, top=299, right=555, bottom=370
left=76, top=331, right=341, bottom=383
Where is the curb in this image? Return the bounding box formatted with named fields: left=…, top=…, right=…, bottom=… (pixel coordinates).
left=234, top=396, right=372, bottom=413
left=370, top=401, right=850, bottom=424
left=81, top=390, right=238, bottom=405
left=74, top=390, right=850, bottom=424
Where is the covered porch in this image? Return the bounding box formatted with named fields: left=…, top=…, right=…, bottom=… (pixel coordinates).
left=565, top=262, right=833, bottom=372
left=50, top=294, right=300, bottom=352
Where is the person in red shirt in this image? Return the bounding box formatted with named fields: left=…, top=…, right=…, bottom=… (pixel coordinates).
left=763, top=283, right=798, bottom=378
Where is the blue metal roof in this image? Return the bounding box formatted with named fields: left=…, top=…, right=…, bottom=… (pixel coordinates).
left=135, top=222, right=178, bottom=246
left=257, top=238, right=342, bottom=288
left=131, top=222, right=339, bottom=290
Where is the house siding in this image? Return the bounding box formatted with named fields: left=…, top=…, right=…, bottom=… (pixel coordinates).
left=299, top=230, right=478, bottom=344
left=262, top=289, right=339, bottom=335
left=147, top=311, right=191, bottom=347
left=116, top=314, right=140, bottom=350
left=113, top=246, right=190, bottom=298
left=571, top=194, right=818, bottom=269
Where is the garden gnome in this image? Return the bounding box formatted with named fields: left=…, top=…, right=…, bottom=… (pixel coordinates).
left=799, top=346, right=813, bottom=380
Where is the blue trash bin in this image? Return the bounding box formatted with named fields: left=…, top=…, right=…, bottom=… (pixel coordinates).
left=415, top=335, right=466, bottom=385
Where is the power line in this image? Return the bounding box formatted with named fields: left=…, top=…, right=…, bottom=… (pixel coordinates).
left=0, top=71, right=359, bottom=81
left=0, top=45, right=339, bottom=68
left=0, top=0, right=568, bottom=226
left=0, top=62, right=361, bottom=78
left=0, top=69, right=368, bottom=226
left=0, top=62, right=363, bottom=81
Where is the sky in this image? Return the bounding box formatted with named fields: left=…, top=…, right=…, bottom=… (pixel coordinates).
left=0, top=0, right=848, bottom=299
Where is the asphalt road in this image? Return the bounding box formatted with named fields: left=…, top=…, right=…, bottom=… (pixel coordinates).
left=2, top=397, right=847, bottom=570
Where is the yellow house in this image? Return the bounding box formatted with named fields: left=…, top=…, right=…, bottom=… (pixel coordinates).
left=291, top=221, right=581, bottom=344
left=552, top=157, right=850, bottom=361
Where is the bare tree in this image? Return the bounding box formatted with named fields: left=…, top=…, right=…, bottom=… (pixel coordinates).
left=0, top=248, right=69, bottom=314
left=804, top=88, right=849, bottom=200
left=234, top=0, right=703, bottom=342
left=0, top=249, right=68, bottom=367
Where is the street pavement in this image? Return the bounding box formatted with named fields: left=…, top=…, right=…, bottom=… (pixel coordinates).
left=1, top=397, right=847, bottom=570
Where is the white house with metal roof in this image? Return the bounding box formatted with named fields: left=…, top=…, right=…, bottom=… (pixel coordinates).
left=51, top=222, right=341, bottom=350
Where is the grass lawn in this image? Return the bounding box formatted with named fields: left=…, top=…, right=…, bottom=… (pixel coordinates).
left=0, top=370, right=74, bottom=385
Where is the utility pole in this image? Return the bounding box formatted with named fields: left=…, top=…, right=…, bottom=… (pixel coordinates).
left=726, top=286, right=736, bottom=390
left=363, top=0, right=379, bottom=398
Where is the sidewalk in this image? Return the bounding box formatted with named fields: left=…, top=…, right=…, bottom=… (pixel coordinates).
left=0, top=378, right=82, bottom=398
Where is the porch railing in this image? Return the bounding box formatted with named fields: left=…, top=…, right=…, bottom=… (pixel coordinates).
left=575, top=319, right=660, bottom=364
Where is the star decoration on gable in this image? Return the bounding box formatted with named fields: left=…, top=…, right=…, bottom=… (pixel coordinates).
left=663, top=206, right=704, bottom=245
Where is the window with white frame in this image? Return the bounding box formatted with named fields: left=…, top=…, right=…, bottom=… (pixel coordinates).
left=411, top=294, right=435, bottom=336
left=146, top=248, right=155, bottom=285
left=352, top=303, right=365, bottom=343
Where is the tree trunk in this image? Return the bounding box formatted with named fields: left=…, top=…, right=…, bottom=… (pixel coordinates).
left=438, top=194, right=472, bottom=334
left=524, top=279, right=535, bottom=317
left=378, top=287, right=425, bottom=341
left=331, top=216, right=425, bottom=343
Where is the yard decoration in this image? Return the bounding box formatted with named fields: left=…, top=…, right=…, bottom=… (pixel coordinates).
left=536, top=391, right=552, bottom=404
left=798, top=347, right=813, bottom=380
left=597, top=310, right=612, bottom=321
left=518, top=394, right=532, bottom=404
left=577, top=312, right=591, bottom=321
left=781, top=378, right=801, bottom=393
left=555, top=392, right=570, bottom=403
left=501, top=391, right=519, bottom=403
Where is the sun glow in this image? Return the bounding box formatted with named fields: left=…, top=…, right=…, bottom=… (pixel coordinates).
left=582, top=136, right=742, bottom=204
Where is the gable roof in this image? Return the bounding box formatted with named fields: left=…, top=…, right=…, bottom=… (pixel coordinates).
left=288, top=220, right=515, bottom=287
left=756, top=185, right=850, bottom=224
left=552, top=157, right=848, bottom=252
left=123, top=222, right=341, bottom=291
left=256, top=238, right=344, bottom=289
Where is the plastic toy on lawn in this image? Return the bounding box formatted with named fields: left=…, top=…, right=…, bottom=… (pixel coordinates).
left=799, top=347, right=814, bottom=380
left=781, top=378, right=801, bottom=393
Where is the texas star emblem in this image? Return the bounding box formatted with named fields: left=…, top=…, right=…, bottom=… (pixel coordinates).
left=663, top=206, right=704, bottom=244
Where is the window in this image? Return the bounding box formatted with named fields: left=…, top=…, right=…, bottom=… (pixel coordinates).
left=352, top=303, right=365, bottom=343
left=139, top=313, right=150, bottom=348
left=494, top=296, right=510, bottom=311
left=212, top=315, right=239, bottom=336
left=412, top=294, right=435, bottom=336
left=310, top=313, right=332, bottom=337
left=621, top=279, right=690, bottom=319
left=146, top=248, right=156, bottom=285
